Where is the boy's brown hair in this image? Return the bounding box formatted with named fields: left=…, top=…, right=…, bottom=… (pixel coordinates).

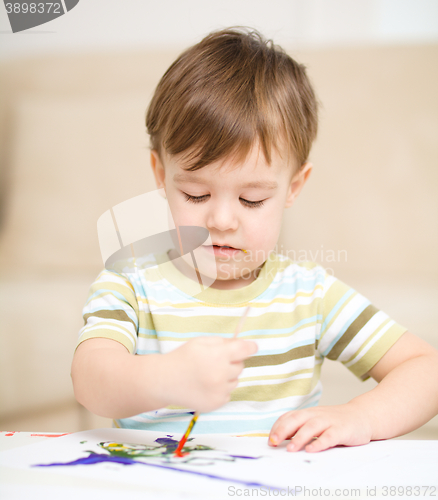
left=146, top=27, right=318, bottom=172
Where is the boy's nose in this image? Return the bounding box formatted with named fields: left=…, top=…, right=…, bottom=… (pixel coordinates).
left=206, top=202, right=238, bottom=232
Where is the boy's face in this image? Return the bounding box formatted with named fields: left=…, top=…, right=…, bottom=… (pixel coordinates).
left=151, top=144, right=311, bottom=290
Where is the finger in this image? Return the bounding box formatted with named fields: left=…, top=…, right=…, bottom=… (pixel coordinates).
left=228, top=361, right=244, bottom=381
left=286, top=418, right=328, bottom=452
left=304, top=428, right=339, bottom=453
left=227, top=379, right=239, bottom=391
left=228, top=339, right=258, bottom=361
left=268, top=411, right=304, bottom=446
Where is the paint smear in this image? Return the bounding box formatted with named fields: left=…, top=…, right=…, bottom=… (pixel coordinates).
left=33, top=451, right=278, bottom=490
left=30, top=433, right=70, bottom=438
left=30, top=435, right=275, bottom=489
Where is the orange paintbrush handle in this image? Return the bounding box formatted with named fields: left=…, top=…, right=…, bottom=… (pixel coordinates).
left=174, top=412, right=199, bottom=457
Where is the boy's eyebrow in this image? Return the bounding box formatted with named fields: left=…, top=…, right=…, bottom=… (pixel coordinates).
left=173, top=173, right=278, bottom=190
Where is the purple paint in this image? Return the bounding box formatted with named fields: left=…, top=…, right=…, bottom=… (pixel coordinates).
left=34, top=453, right=136, bottom=467
left=34, top=452, right=280, bottom=490
left=155, top=437, right=178, bottom=446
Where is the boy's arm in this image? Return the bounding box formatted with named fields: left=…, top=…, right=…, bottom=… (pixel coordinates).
left=71, top=336, right=258, bottom=419
left=269, top=332, right=438, bottom=452
left=72, top=338, right=170, bottom=418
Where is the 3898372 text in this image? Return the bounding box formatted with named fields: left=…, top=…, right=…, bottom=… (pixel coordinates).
left=5, top=3, right=62, bottom=14
left=381, top=486, right=437, bottom=496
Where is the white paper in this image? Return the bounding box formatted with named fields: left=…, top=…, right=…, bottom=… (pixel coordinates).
left=0, top=429, right=437, bottom=498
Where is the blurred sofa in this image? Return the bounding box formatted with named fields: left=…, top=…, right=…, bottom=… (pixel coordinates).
left=0, top=44, right=437, bottom=435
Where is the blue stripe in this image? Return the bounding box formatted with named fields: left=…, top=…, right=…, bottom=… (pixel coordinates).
left=320, top=289, right=355, bottom=336
left=138, top=315, right=322, bottom=340
left=117, top=414, right=285, bottom=434
left=321, top=300, right=371, bottom=356
left=138, top=405, right=308, bottom=421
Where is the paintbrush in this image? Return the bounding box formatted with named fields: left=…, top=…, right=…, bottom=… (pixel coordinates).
left=174, top=305, right=251, bottom=457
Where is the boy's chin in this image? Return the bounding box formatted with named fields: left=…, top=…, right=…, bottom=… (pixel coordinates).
left=175, top=251, right=261, bottom=290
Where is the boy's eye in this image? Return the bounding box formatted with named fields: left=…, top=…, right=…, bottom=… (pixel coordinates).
left=184, top=193, right=209, bottom=204
left=240, top=198, right=265, bottom=208
left=183, top=193, right=265, bottom=208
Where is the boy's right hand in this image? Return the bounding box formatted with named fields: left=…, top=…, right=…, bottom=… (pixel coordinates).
left=163, top=337, right=258, bottom=413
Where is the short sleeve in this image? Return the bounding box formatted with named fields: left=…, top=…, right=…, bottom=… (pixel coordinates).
left=317, top=273, right=408, bottom=380
left=77, top=270, right=139, bottom=354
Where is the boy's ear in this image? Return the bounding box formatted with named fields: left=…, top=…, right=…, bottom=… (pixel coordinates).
left=150, top=150, right=166, bottom=192
left=285, top=162, right=312, bottom=208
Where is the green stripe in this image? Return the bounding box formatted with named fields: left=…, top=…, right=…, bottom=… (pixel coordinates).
left=327, top=304, right=379, bottom=360
left=244, top=344, right=314, bottom=368
left=83, top=309, right=137, bottom=330
left=231, top=368, right=319, bottom=402
left=349, top=323, right=407, bottom=379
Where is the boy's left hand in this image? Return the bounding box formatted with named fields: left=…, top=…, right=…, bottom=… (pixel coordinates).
left=268, top=402, right=372, bottom=453
left=269, top=332, right=438, bottom=453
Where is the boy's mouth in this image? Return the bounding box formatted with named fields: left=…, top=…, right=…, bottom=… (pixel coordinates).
left=202, top=244, right=244, bottom=256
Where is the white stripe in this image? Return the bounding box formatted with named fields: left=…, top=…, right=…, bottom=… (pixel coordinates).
left=253, top=326, right=317, bottom=349
left=319, top=294, right=367, bottom=352
left=337, top=310, right=390, bottom=362
left=137, top=337, right=160, bottom=351
left=95, top=272, right=133, bottom=287
left=237, top=371, right=313, bottom=388
left=323, top=274, right=338, bottom=294
left=87, top=296, right=135, bottom=312
left=345, top=319, right=395, bottom=368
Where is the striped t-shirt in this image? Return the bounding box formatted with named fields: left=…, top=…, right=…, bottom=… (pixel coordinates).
left=78, top=252, right=406, bottom=436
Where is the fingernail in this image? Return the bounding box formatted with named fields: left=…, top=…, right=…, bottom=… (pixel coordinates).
left=269, top=434, right=278, bottom=445
left=287, top=443, right=295, bottom=451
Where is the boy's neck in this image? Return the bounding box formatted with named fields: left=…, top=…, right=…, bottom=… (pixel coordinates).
left=209, top=268, right=262, bottom=290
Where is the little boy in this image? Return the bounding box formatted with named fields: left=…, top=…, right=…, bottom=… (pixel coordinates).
left=71, top=28, right=438, bottom=453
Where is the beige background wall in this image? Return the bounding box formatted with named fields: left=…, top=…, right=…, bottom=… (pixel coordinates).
left=0, top=44, right=437, bottom=436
